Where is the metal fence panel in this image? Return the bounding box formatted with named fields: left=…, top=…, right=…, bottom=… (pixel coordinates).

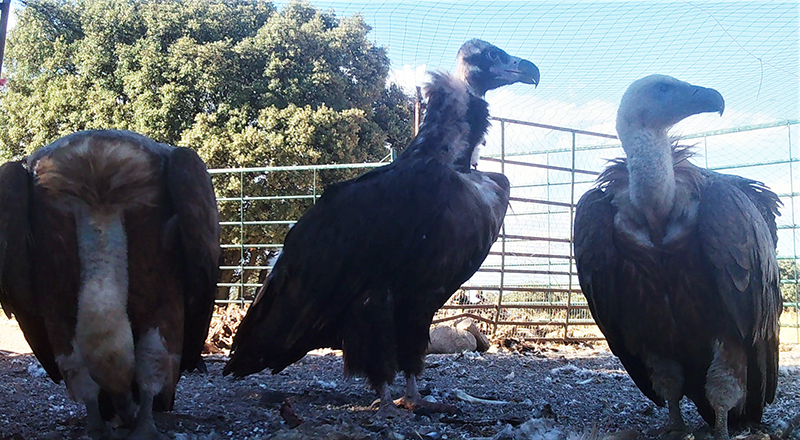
left=211, top=118, right=800, bottom=344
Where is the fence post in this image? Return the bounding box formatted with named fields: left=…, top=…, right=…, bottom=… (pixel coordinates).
left=414, top=86, right=422, bottom=136
left=239, top=169, right=245, bottom=305
left=0, top=0, right=10, bottom=75
left=789, top=123, right=799, bottom=341
left=493, top=119, right=506, bottom=336
left=313, top=168, right=317, bottom=204
left=566, top=131, right=577, bottom=340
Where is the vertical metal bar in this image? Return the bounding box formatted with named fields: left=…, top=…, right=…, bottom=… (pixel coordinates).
left=566, top=131, right=577, bottom=341
left=0, top=0, right=10, bottom=75
left=788, top=123, right=798, bottom=341
left=414, top=86, right=422, bottom=136
left=239, top=169, right=245, bottom=305
left=545, top=150, right=552, bottom=320
left=493, top=120, right=506, bottom=336
left=312, top=168, right=317, bottom=204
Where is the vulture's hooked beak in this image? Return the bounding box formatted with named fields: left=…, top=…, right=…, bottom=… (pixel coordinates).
left=516, top=59, right=540, bottom=87
left=690, top=85, right=725, bottom=116
left=495, top=56, right=540, bottom=88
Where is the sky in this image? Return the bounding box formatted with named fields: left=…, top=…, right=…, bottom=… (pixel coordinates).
left=274, top=0, right=799, bottom=136
left=272, top=0, right=800, bottom=261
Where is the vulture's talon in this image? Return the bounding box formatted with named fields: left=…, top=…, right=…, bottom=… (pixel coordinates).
left=393, top=396, right=459, bottom=415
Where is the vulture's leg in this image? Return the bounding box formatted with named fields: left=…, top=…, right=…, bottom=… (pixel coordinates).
left=109, top=392, right=137, bottom=428
left=57, top=351, right=109, bottom=439
left=128, top=328, right=175, bottom=440
left=646, top=354, right=687, bottom=432
left=706, top=341, right=746, bottom=440
left=664, top=401, right=687, bottom=434
left=394, top=374, right=459, bottom=414
left=84, top=397, right=109, bottom=440
left=128, top=388, right=162, bottom=440
left=392, top=298, right=457, bottom=414
left=375, top=384, right=406, bottom=418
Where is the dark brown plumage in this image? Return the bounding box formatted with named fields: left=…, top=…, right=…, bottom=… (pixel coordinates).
left=0, top=130, right=221, bottom=439
left=574, top=75, right=781, bottom=440
left=224, top=39, right=539, bottom=416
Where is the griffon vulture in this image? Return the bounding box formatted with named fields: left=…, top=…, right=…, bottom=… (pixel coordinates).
left=0, top=130, right=221, bottom=439
left=574, top=75, right=781, bottom=440
left=224, top=39, right=539, bottom=416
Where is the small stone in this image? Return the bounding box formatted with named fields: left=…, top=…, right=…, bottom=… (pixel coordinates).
left=455, top=318, right=491, bottom=351
left=427, top=326, right=477, bottom=354
left=27, top=361, right=47, bottom=378
left=490, top=424, right=515, bottom=440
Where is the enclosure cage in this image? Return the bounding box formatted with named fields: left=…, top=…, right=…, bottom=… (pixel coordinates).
left=210, top=116, right=800, bottom=344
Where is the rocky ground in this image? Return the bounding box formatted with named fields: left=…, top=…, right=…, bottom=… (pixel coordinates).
left=0, top=333, right=798, bottom=440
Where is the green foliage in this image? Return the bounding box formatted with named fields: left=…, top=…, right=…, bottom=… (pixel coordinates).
left=0, top=0, right=414, bottom=299
left=779, top=259, right=799, bottom=306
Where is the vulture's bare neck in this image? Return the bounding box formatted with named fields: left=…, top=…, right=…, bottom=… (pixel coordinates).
left=455, top=65, right=484, bottom=98
left=621, top=129, right=676, bottom=235
left=406, top=73, right=489, bottom=172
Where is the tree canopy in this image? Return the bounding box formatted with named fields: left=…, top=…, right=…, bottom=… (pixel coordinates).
left=0, top=0, right=414, bottom=299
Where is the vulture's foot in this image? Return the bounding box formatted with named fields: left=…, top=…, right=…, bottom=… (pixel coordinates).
left=394, top=374, right=459, bottom=415
left=109, top=392, right=137, bottom=428
left=85, top=399, right=111, bottom=440
left=373, top=386, right=411, bottom=419
left=86, top=424, right=111, bottom=440
left=374, top=400, right=409, bottom=419
left=127, top=391, right=166, bottom=440
left=128, top=424, right=165, bottom=440
left=656, top=430, right=694, bottom=440
left=712, top=413, right=730, bottom=440
left=393, top=395, right=459, bottom=415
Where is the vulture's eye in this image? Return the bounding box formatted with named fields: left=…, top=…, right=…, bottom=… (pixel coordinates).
left=657, top=82, right=672, bottom=94
left=486, top=50, right=499, bottom=61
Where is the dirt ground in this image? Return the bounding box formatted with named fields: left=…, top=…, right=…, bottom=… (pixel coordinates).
left=0, top=316, right=798, bottom=440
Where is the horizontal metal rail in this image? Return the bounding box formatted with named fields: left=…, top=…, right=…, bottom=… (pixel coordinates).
left=218, top=194, right=316, bottom=202
left=208, top=162, right=385, bottom=174
left=220, top=220, right=296, bottom=226
left=489, top=251, right=572, bottom=260
left=508, top=196, right=575, bottom=208
left=460, top=286, right=579, bottom=294
left=498, top=234, right=572, bottom=243
left=220, top=244, right=283, bottom=249
left=220, top=266, right=273, bottom=271
left=488, top=116, right=619, bottom=139
left=482, top=156, right=599, bottom=176
left=478, top=268, right=578, bottom=276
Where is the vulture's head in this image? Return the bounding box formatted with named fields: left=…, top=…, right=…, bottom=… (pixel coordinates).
left=456, top=39, right=540, bottom=97
left=616, top=74, right=725, bottom=141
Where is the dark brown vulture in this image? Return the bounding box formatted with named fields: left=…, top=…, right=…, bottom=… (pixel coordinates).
left=224, top=39, right=539, bottom=416
left=0, top=130, right=221, bottom=439
left=574, top=75, right=781, bottom=440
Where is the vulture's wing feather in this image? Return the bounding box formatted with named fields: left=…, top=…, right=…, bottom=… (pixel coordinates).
left=0, top=162, right=61, bottom=380
left=0, top=162, right=31, bottom=318
left=697, top=175, right=781, bottom=404
left=227, top=159, right=501, bottom=376
left=574, top=188, right=663, bottom=406
left=166, top=148, right=221, bottom=373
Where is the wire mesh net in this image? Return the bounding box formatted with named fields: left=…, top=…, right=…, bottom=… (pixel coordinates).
left=219, top=0, right=799, bottom=342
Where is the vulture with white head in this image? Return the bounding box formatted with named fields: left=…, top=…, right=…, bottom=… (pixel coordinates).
left=224, top=39, right=539, bottom=416
left=0, top=130, right=220, bottom=439
left=574, top=75, right=781, bottom=440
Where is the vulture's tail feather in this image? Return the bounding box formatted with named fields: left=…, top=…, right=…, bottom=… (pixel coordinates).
left=35, top=139, right=160, bottom=393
